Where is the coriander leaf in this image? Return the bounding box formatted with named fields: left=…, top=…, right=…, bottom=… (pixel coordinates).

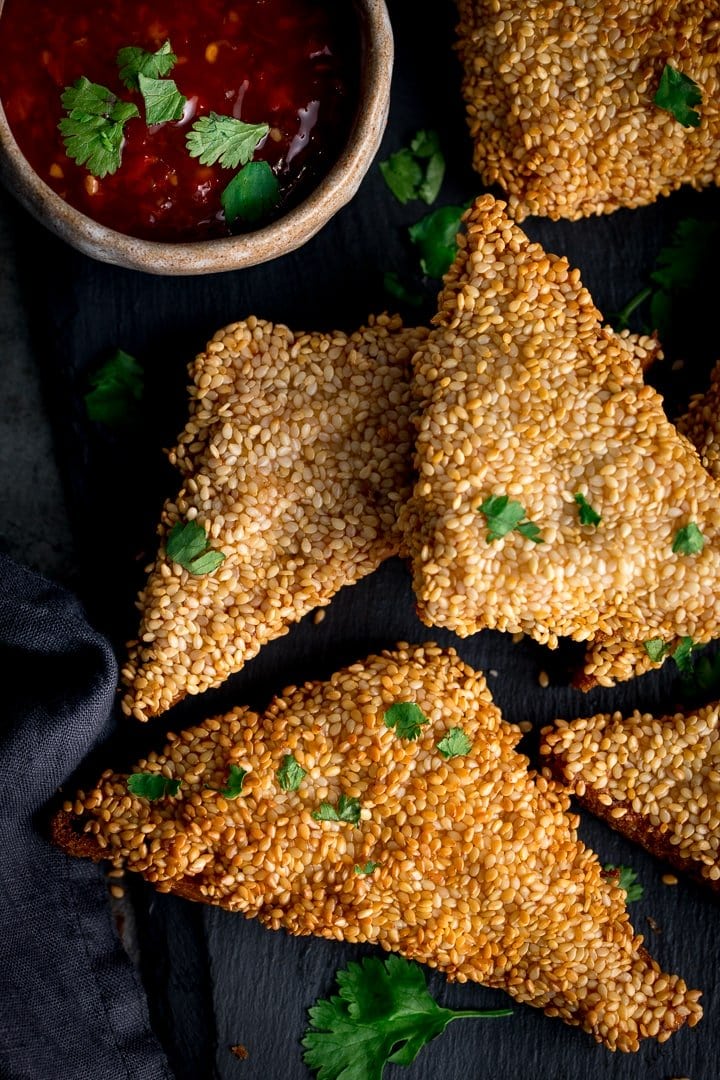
left=166, top=520, right=227, bottom=576
left=654, top=64, right=702, bottom=128
left=127, top=773, right=181, bottom=799
left=302, top=954, right=511, bottom=1080
left=418, top=151, right=445, bottom=205
left=574, top=492, right=601, bottom=526
left=410, top=130, right=441, bottom=159
left=478, top=495, right=543, bottom=544
left=384, top=702, right=430, bottom=741
left=436, top=728, right=473, bottom=759
left=209, top=764, right=247, bottom=799
left=186, top=113, right=269, bottom=169
left=672, top=521, right=705, bottom=556
left=644, top=637, right=670, bottom=663
left=379, top=148, right=423, bottom=204
left=409, top=204, right=466, bottom=278
left=354, top=862, right=379, bottom=875
left=276, top=753, right=306, bottom=792
left=383, top=271, right=423, bottom=308
left=602, top=864, right=644, bottom=903
left=59, top=78, right=139, bottom=178
left=672, top=635, right=695, bottom=675
left=117, top=40, right=178, bottom=90
left=85, top=349, right=144, bottom=427
left=138, top=73, right=186, bottom=124
left=221, top=160, right=279, bottom=225
left=312, top=794, right=362, bottom=825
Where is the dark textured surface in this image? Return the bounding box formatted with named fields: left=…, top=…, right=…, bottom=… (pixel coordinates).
left=11, top=1, right=720, bottom=1077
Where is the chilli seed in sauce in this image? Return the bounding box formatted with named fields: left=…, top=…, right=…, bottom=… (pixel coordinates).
left=0, top=0, right=359, bottom=241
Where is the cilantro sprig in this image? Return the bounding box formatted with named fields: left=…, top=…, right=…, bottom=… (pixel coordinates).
left=302, top=954, right=511, bottom=1080
left=127, top=773, right=181, bottom=799
left=221, top=160, right=279, bottom=225
left=186, top=114, right=269, bottom=169
left=384, top=702, right=429, bottom=741
left=118, top=41, right=178, bottom=90
left=478, top=495, right=543, bottom=544
left=59, top=78, right=139, bottom=178
left=208, top=764, right=247, bottom=799
left=672, top=522, right=705, bottom=556
left=85, top=349, right=144, bottom=427
left=436, top=728, right=472, bottom=759
left=654, top=64, right=702, bottom=128
left=166, top=520, right=227, bottom=576
left=276, top=754, right=306, bottom=792
left=644, top=635, right=695, bottom=674
left=602, top=864, right=644, bottom=903
left=312, top=795, right=362, bottom=825
left=139, top=73, right=186, bottom=125
left=379, top=130, right=445, bottom=206
left=409, top=203, right=466, bottom=279
left=354, top=862, right=379, bottom=876
left=574, top=493, right=601, bottom=527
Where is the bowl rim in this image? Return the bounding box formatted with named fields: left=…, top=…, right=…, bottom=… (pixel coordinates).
left=0, top=0, right=392, bottom=275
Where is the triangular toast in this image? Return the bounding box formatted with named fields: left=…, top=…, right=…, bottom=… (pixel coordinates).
left=54, top=645, right=701, bottom=1051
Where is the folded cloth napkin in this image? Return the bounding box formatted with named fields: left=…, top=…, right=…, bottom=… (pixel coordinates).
left=0, top=554, right=172, bottom=1080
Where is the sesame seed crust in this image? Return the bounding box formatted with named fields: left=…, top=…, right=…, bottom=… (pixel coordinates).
left=120, top=316, right=428, bottom=721
left=400, top=195, right=720, bottom=689
left=677, top=358, right=720, bottom=481
left=541, top=703, right=720, bottom=893
left=455, top=0, right=720, bottom=221
left=56, top=645, right=701, bottom=1051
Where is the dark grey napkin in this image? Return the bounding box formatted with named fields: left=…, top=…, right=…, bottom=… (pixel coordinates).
left=0, top=554, right=172, bottom=1080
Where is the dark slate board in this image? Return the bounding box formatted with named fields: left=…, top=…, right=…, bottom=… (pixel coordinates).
left=9, top=1, right=720, bottom=1077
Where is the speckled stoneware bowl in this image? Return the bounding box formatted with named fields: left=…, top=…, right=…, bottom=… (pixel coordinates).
left=0, top=0, right=392, bottom=275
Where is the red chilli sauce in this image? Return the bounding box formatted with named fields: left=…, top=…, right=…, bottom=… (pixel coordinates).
left=0, top=0, right=359, bottom=240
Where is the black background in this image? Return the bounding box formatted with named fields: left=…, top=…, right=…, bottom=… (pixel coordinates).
left=11, top=1, right=720, bottom=1077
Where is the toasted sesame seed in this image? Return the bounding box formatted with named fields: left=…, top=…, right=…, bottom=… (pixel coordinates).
left=456, top=3, right=720, bottom=220
left=663, top=874, right=679, bottom=887
left=313, top=609, right=326, bottom=626
left=110, top=885, right=125, bottom=899
left=73, top=645, right=700, bottom=1051
left=538, top=670, right=550, bottom=689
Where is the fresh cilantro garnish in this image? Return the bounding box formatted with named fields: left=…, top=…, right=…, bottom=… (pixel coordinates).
left=354, top=862, right=379, bottom=876
left=610, top=218, right=720, bottom=338
left=436, top=728, right=472, bottom=759
left=302, top=954, right=512, bottom=1080
left=85, top=349, right=144, bottom=427
left=276, top=753, right=306, bottom=792
left=379, top=130, right=445, bottom=205
left=672, top=522, right=705, bottom=556
left=574, top=492, right=601, bottom=527
left=165, top=520, right=227, bottom=576
left=602, top=864, right=644, bottom=903
left=59, top=78, right=139, bottom=178
left=138, top=73, right=186, bottom=125
left=312, top=794, right=362, bottom=825
left=478, top=495, right=543, bottom=544
left=221, top=160, right=279, bottom=225
left=384, top=702, right=430, bottom=741
left=383, top=271, right=423, bottom=308
left=117, top=40, right=178, bottom=90
left=209, top=764, right=247, bottom=799
left=409, top=203, right=466, bottom=278
left=127, top=773, right=181, bottom=799
left=687, top=649, right=720, bottom=696
left=644, top=637, right=670, bottom=663
left=672, top=635, right=695, bottom=675
left=654, top=64, right=702, bottom=128
left=186, top=113, right=269, bottom=169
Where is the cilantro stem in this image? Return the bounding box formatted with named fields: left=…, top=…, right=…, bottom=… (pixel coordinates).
left=447, top=1009, right=514, bottom=1020
left=611, top=285, right=652, bottom=330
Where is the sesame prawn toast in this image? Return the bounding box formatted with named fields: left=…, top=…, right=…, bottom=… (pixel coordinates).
left=121, top=315, right=428, bottom=721
left=541, top=704, right=720, bottom=894
left=455, top=0, right=720, bottom=221
left=400, top=195, right=720, bottom=688
left=55, top=645, right=701, bottom=1050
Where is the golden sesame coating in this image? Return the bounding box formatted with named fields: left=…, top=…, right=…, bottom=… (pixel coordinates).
left=678, top=358, right=720, bottom=482
left=400, top=196, right=720, bottom=688
left=64, top=646, right=701, bottom=1051
left=455, top=0, right=720, bottom=221
left=121, top=315, right=428, bottom=721
left=541, top=703, right=720, bottom=892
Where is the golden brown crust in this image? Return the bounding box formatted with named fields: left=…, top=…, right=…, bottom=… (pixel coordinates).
left=55, top=645, right=702, bottom=1051
left=455, top=0, right=720, bottom=221
left=677, top=358, right=720, bottom=482
left=541, top=705, right=720, bottom=893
